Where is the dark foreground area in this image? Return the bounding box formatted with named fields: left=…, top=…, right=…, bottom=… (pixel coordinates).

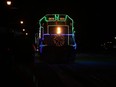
left=0, top=52, right=116, bottom=87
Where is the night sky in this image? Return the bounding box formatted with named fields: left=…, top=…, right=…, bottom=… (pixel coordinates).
left=0, top=0, right=116, bottom=51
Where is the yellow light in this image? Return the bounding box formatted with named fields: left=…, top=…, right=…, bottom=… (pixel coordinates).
left=60, top=17, right=65, bottom=20
left=57, top=27, right=61, bottom=34
left=7, top=1, right=11, bottom=5
left=48, top=17, right=54, bottom=20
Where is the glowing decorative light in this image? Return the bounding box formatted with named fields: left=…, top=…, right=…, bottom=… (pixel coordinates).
left=7, top=1, right=11, bottom=5
left=26, top=33, right=28, bottom=35
left=57, top=27, right=61, bottom=34
left=23, top=29, right=25, bottom=31
left=20, top=21, right=23, bottom=24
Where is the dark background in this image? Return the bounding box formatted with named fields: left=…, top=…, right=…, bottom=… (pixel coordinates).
left=0, top=1, right=116, bottom=87
left=0, top=0, right=116, bottom=53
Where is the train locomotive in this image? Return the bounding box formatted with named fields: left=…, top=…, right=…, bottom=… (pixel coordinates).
left=35, top=14, right=77, bottom=62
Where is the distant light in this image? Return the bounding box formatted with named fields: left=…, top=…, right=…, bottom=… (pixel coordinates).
left=23, top=29, right=25, bottom=31
left=107, top=42, right=112, bottom=43
left=56, top=27, right=61, bottom=34
left=7, top=1, right=11, bottom=5
left=36, top=49, right=39, bottom=52
left=26, top=33, right=28, bottom=35
left=110, top=42, right=112, bottom=43
left=114, top=37, right=116, bottom=39
left=20, top=21, right=24, bottom=24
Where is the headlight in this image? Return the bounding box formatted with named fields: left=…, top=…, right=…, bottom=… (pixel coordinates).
left=56, top=27, right=61, bottom=34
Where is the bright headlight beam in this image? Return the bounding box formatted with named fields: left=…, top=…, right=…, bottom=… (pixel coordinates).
left=57, top=27, right=61, bottom=34
left=7, top=1, right=11, bottom=5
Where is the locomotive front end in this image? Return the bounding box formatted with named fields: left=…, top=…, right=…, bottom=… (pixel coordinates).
left=35, top=14, right=77, bottom=63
